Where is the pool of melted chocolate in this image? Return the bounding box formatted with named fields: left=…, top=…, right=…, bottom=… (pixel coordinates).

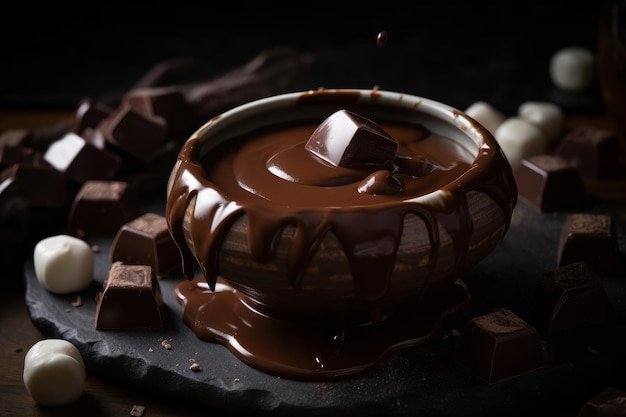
left=167, top=90, right=516, bottom=381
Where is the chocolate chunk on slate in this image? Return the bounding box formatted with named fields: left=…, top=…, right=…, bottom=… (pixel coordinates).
left=453, top=309, right=549, bottom=384
left=558, top=213, right=620, bottom=276
left=555, top=125, right=621, bottom=179
left=532, top=262, right=614, bottom=333
left=305, top=109, right=398, bottom=167
left=95, top=262, right=163, bottom=330
left=0, top=164, right=66, bottom=209
left=98, top=104, right=167, bottom=163
left=576, top=387, right=626, bottom=417
left=110, top=213, right=181, bottom=278
left=43, top=132, right=121, bottom=183
left=577, top=387, right=626, bottom=417
left=68, top=180, right=139, bottom=236
left=514, top=154, right=586, bottom=212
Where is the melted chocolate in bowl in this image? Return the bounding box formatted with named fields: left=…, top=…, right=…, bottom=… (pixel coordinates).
left=166, top=89, right=517, bottom=380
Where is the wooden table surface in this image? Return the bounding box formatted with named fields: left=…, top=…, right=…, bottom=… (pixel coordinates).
left=0, top=108, right=623, bottom=417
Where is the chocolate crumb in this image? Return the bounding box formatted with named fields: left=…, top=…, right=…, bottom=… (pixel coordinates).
left=71, top=294, right=83, bottom=307
left=130, top=404, right=145, bottom=417
left=190, top=362, right=201, bottom=372
left=15, top=347, right=23, bottom=353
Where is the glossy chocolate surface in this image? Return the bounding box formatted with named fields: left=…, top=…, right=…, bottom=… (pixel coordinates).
left=166, top=90, right=517, bottom=380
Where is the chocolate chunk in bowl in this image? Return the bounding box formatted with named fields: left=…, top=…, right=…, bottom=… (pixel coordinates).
left=166, top=88, right=518, bottom=381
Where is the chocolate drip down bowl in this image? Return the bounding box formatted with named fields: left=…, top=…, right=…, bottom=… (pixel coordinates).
left=166, top=89, right=517, bottom=381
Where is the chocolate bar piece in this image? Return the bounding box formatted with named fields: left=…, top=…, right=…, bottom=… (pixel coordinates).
left=0, top=145, right=44, bottom=169
left=453, top=309, right=549, bottom=384
left=555, top=125, right=621, bottom=179
left=67, top=180, right=139, bottom=236
left=576, top=387, right=626, bottom=417
left=123, top=86, right=194, bottom=133
left=0, top=164, right=66, bottom=209
left=98, top=104, right=167, bottom=163
left=44, top=132, right=122, bottom=183
left=71, top=97, right=114, bottom=136
left=514, top=154, right=586, bottom=212
left=110, top=213, right=181, bottom=278
left=95, top=262, right=163, bottom=330
left=532, top=262, right=614, bottom=333
left=305, top=109, right=398, bottom=167
left=558, top=213, right=619, bottom=276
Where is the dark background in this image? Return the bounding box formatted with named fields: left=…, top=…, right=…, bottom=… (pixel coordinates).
left=0, top=2, right=606, bottom=115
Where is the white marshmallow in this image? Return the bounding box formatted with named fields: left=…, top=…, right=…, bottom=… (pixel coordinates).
left=549, top=46, right=595, bottom=91
left=464, top=101, right=506, bottom=135
left=518, top=101, right=565, bottom=143
left=23, top=339, right=86, bottom=406
left=34, top=234, right=93, bottom=294
left=494, top=117, right=547, bottom=168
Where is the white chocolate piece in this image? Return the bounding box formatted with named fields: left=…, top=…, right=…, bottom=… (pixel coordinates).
left=518, top=101, right=565, bottom=143
left=33, top=234, right=93, bottom=294
left=464, top=101, right=506, bottom=135
left=494, top=117, right=547, bottom=168
left=549, top=46, right=595, bottom=91
left=23, top=339, right=86, bottom=406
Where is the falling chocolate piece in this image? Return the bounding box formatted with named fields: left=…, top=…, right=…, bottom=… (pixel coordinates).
left=514, top=154, right=586, bottom=212
left=110, top=213, right=181, bottom=278
left=453, top=309, right=549, bottom=384
left=43, top=132, right=122, bottom=183
left=67, top=180, right=139, bottom=236
left=555, top=125, right=621, bottom=179
left=532, top=262, right=614, bottom=333
left=576, top=387, right=626, bottom=417
left=95, top=262, right=163, bottom=330
left=305, top=109, right=398, bottom=167
left=558, top=213, right=620, bottom=277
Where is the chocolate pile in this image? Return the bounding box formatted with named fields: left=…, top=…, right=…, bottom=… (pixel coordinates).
left=0, top=48, right=312, bottom=274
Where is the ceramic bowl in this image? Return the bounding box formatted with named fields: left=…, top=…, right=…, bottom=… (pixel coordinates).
left=166, top=88, right=517, bottom=318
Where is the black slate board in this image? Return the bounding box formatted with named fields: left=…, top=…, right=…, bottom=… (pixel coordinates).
left=24, top=198, right=626, bottom=417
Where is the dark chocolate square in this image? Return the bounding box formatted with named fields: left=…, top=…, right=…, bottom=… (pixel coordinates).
left=514, top=154, right=586, bottom=212
left=558, top=213, right=620, bottom=276
left=110, top=212, right=181, bottom=278
left=453, top=309, right=549, bottom=384
left=532, top=262, right=614, bottom=333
